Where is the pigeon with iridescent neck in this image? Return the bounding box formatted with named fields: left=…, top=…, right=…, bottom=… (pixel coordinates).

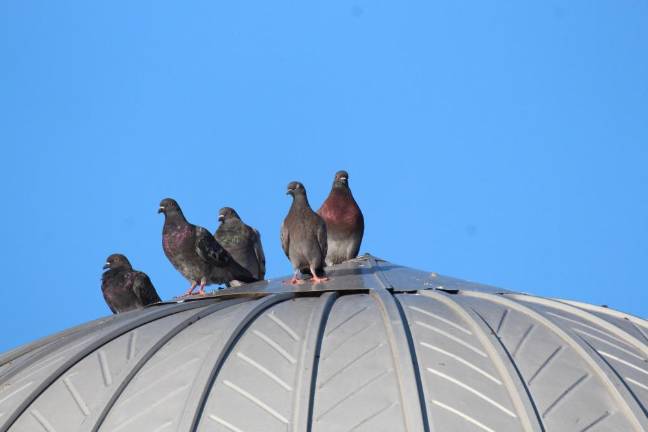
left=214, top=207, right=266, bottom=284
left=101, top=254, right=161, bottom=313
left=281, top=181, right=328, bottom=284
left=317, top=170, right=364, bottom=265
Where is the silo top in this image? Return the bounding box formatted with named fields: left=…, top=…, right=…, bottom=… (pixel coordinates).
left=0, top=255, right=646, bottom=432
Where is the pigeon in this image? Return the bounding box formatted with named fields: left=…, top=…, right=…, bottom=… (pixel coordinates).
left=101, top=254, right=161, bottom=313
left=317, top=170, right=364, bottom=266
left=158, top=198, right=255, bottom=296
left=214, top=207, right=266, bottom=283
left=281, top=181, right=329, bottom=284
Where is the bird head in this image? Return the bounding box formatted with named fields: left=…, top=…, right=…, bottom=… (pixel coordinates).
left=333, top=170, right=349, bottom=188
left=158, top=198, right=180, bottom=215
left=218, top=207, right=241, bottom=223
left=286, top=181, right=306, bottom=197
left=103, top=254, right=132, bottom=271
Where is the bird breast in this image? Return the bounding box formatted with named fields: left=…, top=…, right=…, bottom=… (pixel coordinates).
left=163, top=225, right=192, bottom=254
left=321, top=205, right=362, bottom=229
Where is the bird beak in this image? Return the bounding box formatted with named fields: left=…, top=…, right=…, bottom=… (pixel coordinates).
left=340, top=177, right=348, bottom=182
left=218, top=214, right=225, bottom=222
left=102, top=263, right=110, bottom=270
left=286, top=190, right=291, bottom=195
left=157, top=206, right=164, bottom=214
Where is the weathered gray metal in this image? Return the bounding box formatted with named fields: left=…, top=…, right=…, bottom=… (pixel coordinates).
left=0, top=255, right=646, bottom=431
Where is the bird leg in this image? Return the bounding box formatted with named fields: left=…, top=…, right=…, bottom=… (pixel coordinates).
left=197, top=279, right=207, bottom=295
left=182, top=281, right=198, bottom=297
left=283, top=269, right=304, bottom=285
left=310, top=268, right=329, bottom=284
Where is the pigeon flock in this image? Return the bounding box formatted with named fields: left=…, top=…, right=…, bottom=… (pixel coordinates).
left=101, top=170, right=364, bottom=314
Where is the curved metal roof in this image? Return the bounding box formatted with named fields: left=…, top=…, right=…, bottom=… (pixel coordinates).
left=0, top=255, right=646, bottom=432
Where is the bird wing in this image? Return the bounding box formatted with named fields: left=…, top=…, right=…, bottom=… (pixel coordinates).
left=316, top=217, right=328, bottom=260
left=195, top=226, right=229, bottom=266
left=132, top=272, right=161, bottom=305
left=280, top=220, right=290, bottom=259
left=253, top=228, right=266, bottom=279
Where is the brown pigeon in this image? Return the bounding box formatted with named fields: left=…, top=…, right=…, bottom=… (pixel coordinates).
left=317, top=170, right=364, bottom=265
left=158, top=198, right=255, bottom=296
left=281, top=181, right=329, bottom=284
left=101, top=254, right=161, bottom=313
left=214, top=207, right=266, bottom=283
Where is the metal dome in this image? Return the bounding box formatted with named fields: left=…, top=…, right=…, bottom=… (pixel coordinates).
left=1, top=255, right=647, bottom=432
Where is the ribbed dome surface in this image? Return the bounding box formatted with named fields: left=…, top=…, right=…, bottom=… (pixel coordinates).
left=1, top=255, right=647, bottom=432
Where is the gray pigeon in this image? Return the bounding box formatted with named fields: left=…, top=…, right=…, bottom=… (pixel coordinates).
left=158, top=198, right=255, bottom=296
left=214, top=207, right=266, bottom=283
left=101, top=254, right=161, bottom=313
left=317, top=170, right=364, bottom=265
left=281, top=181, right=328, bottom=284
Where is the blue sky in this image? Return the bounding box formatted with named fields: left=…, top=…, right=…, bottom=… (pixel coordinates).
left=1, top=1, right=647, bottom=352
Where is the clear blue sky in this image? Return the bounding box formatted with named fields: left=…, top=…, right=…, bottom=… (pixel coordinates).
left=1, top=1, right=647, bottom=352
